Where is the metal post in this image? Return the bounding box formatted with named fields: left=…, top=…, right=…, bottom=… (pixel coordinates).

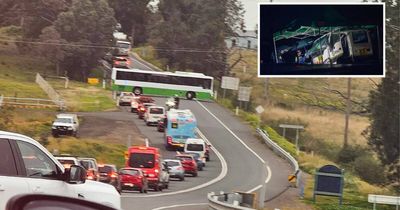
left=258, top=181, right=266, bottom=209
left=295, top=128, right=299, bottom=154
left=282, top=128, right=286, bottom=138
left=273, top=37, right=278, bottom=63
left=223, top=88, right=226, bottom=99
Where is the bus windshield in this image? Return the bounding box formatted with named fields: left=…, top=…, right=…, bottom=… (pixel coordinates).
left=128, top=153, right=155, bottom=168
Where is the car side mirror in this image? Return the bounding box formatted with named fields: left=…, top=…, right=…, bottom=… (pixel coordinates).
left=6, top=194, right=117, bottom=210
left=66, top=165, right=86, bottom=184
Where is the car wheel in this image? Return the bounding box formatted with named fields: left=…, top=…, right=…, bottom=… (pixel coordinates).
left=199, top=166, right=203, bottom=171
left=186, top=91, right=195, bottom=100
left=193, top=172, right=198, bottom=177
left=140, top=187, right=144, bottom=193
left=133, top=87, right=142, bottom=96
left=180, top=176, right=185, bottom=181
left=146, top=122, right=150, bottom=126
left=206, top=157, right=210, bottom=161
left=131, top=108, right=134, bottom=113
left=154, top=185, right=159, bottom=191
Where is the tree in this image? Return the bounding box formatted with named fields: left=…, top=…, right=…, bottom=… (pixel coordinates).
left=150, top=0, right=243, bottom=77
left=365, top=0, right=399, bottom=188
left=51, top=0, right=116, bottom=81
left=108, top=0, right=151, bottom=45
left=37, top=26, right=66, bottom=76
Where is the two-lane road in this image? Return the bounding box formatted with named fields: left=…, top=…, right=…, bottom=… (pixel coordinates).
left=119, top=98, right=291, bottom=210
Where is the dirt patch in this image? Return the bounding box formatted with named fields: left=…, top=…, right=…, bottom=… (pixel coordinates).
left=79, top=115, right=145, bottom=145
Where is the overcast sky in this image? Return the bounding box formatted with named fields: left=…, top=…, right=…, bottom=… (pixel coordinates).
left=240, top=0, right=368, bottom=30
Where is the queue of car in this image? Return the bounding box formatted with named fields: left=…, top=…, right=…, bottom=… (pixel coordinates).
left=116, top=93, right=213, bottom=193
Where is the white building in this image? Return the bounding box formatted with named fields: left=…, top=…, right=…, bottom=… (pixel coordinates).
left=225, top=30, right=258, bottom=50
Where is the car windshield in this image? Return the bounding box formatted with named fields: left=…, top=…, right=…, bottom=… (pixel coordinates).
left=55, top=118, right=72, bottom=123
left=165, top=161, right=180, bottom=167
left=129, top=153, right=155, bottom=168
left=57, top=159, right=75, bottom=168
left=120, top=169, right=139, bottom=176
left=98, top=166, right=112, bottom=173
left=80, top=160, right=94, bottom=169
left=150, top=108, right=164, bottom=114
left=139, top=97, right=154, bottom=103
left=187, top=144, right=204, bottom=151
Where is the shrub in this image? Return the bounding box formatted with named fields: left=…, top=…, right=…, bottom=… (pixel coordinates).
left=354, top=155, right=387, bottom=185
left=337, top=145, right=366, bottom=164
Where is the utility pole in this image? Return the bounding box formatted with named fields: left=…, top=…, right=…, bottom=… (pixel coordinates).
left=343, top=78, right=351, bottom=148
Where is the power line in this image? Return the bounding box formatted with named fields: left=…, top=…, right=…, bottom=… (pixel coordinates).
left=0, top=38, right=229, bottom=53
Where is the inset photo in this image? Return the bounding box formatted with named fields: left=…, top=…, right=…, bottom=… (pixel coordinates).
left=258, top=3, right=385, bottom=77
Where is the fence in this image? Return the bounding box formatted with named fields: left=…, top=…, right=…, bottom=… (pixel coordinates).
left=208, top=191, right=256, bottom=210
left=256, top=128, right=300, bottom=187
left=35, top=73, right=65, bottom=109
left=1, top=96, right=65, bottom=109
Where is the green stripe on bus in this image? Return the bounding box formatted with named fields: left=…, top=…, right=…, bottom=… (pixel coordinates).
left=111, top=84, right=212, bottom=100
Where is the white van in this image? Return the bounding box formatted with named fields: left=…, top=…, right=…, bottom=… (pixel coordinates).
left=144, top=106, right=165, bottom=126
left=184, top=138, right=206, bottom=165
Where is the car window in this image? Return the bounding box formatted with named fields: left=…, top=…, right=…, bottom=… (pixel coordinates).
left=98, top=166, right=112, bottom=173
left=17, top=141, right=58, bottom=178
left=352, top=31, right=368, bottom=44
left=55, top=118, right=72, bottom=124
left=166, top=161, right=179, bottom=167
left=0, top=139, right=18, bottom=176
left=120, top=169, right=139, bottom=176
left=150, top=108, right=164, bottom=114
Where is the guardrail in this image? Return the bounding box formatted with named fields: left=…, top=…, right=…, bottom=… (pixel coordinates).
left=256, top=128, right=300, bottom=187
left=368, top=194, right=400, bottom=210
left=208, top=192, right=256, bottom=210
left=1, top=96, right=65, bottom=110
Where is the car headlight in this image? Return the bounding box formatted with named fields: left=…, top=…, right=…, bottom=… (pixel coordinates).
left=52, top=126, right=57, bottom=129
left=67, top=127, right=73, bottom=130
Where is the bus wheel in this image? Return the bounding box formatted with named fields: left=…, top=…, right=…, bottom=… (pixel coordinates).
left=186, top=91, right=195, bottom=100
left=133, top=87, right=142, bottom=96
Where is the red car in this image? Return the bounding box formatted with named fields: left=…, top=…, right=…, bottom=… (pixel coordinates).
left=117, top=168, right=148, bottom=193
left=157, top=117, right=166, bottom=132
left=176, top=154, right=198, bottom=177
left=138, top=103, right=155, bottom=119
left=131, top=96, right=154, bottom=113
left=113, top=56, right=131, bottom=68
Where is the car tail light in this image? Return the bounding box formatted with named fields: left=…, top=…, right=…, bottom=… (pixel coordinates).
left=110, top=172, right=117, bottom=178
left=155, top=169, right=159, bottom=173
left=87, top=175, right=94, bottom=180
left=140, top=107, right=145, bottom=111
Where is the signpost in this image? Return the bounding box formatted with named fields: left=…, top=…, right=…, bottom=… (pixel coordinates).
left=255, top=105, right=265, bottom=128
left=279, top=124, right=304, bottom=154
left=238, top=86, right=252, bottom=110
left=313, top=165, right=345, bottom=205
left=221, top=76, right=240, bottom=98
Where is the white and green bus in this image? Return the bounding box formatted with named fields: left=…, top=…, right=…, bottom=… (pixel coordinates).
left=111, top=68, right=214, bottom=100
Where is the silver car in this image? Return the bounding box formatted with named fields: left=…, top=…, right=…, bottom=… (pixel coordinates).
left=164, top=159, right=185, bottom=181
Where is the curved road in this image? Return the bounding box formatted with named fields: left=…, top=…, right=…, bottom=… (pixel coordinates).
left=99, top=54, right=292, bottom=209
left=118, top=98, right=291, bottom=210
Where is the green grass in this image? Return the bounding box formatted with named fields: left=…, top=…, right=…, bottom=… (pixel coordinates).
left=262, top=126, right=298, bottom=157
left=132, top=46, right=166, bottom=70
left=48, top=79, right=116, bottom=112
left=47, top=137, right=127, bottom=169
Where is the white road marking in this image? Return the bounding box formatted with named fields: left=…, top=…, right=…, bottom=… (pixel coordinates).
left=121, top=128, right=228, bottom=198
left=195, top=100, right=272, bottom=190
left=152, top=203, right=208, bottom=210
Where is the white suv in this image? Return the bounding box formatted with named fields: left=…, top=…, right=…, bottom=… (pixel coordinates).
left=0, top=131, right=121, bottom=209
left=51, top=114, right=79, bottom=137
